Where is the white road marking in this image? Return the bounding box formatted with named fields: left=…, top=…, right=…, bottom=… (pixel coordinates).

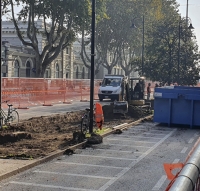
left=107, top=143, right=151, bottom=148
left=10, top=181, right=97, bottom=191
left=106, top=138, right=157, bottom=143
left=150, top=129, right=173, bottom=132
left=98, top=129, right=176, bottom=191
left=76, top=154, right=137, bottom=161
left=152, top=175, right=167, bottom=190
left=54, top=162, right=127, bottom=169
left=173, top=159, right=180, bottom=163
left=88, top=148, right=143, bottom=154
left=143, top=132, right=167, bottom=135
left=114, top=135, right=162, bottom=139
left=188, top=138, right=194, bottom=144
left=181, top=147, right=188, bottom=153
left=152, top=159, right=180, bottom=190
left=33, top=170, right=113, bottom=179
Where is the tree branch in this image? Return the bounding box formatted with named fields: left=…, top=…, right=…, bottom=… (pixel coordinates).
left=10, top=0, right=33, bottom=48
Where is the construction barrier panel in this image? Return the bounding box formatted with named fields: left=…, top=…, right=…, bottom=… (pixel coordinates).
left=1, top=78, right=101, bottom=109
left=2, top=78, right=199, bottom=109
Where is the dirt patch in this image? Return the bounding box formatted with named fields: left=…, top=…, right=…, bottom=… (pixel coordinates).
left=0, top=105, right=152, bottom=159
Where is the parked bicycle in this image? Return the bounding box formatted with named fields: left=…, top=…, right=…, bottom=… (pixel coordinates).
left=80, top=103, right=104, bottom=136
left=80, top=106, right=96, bottom=135
left=0, top=100, right=19, bottom=126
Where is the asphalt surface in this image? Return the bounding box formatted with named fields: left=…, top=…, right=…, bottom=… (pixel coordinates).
left=0, top=119, right=199, bottom=191
left=18, top=100, right=111, bottom=120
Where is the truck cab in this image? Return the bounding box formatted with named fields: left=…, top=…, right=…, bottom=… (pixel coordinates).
left=98, top=75, right=127, bottom=101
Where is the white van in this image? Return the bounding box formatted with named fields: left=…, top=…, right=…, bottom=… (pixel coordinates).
left=98, top=75, right=127, bottom=101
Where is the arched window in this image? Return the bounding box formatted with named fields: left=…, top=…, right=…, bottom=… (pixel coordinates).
left=76, top=66, right=79, bottom=79
left=55, top=63, right=59, bottom=78
left=26, top=61, right=31, bottom=77
left=82, top=67, right=85, bottom=79
left=14, top=60, right=20, bottom=77
left=66, top=72, right=69, bottom=79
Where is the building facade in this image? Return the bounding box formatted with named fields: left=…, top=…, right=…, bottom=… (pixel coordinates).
left=2, top=20, right=74, bottom=79
left=2, top=20, right=138, bottom=79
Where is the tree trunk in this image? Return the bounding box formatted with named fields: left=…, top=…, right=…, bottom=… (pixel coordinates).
left=35, top=53, right=49, bottom=78
left=107, top=67, right=112, bottom=74
left=125, top=70, right=129, bottom=77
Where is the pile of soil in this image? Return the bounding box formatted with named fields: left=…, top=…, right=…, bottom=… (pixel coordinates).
left=0, top=105, right=152, bottom=159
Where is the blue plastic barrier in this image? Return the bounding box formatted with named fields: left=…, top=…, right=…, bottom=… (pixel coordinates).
left=154, top=86, right=200, bottom=128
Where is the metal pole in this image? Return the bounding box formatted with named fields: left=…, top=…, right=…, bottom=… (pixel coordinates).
left=169, top=143, right=200, bottom=191
left=141, top=15, right=144, bottom=76
left=89, top=0, right=95, bottom=134
left=178, top=17, right=181, bottom=84
left=186, top=0, right=188, bottom=27
left=0, top=1, right=2, bottom=128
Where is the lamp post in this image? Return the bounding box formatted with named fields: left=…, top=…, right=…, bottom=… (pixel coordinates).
left=131, top=15, right=145, bottom=76
left=178, top=17, right=181, bottom=84
left=0, top=3, right=3, bottom=128
left=178, top=15, right=194, bottom=85
left=141, top=15, right=144, bottom=76
left=186, top=0, right=188, bottom=27
left=89, top=0, right=95, bottom=134
left=178, top=0, right=194, bottom=84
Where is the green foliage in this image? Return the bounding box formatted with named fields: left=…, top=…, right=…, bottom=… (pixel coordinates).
left=4, top=0, right=106, bottom=77
left=144, top=2, right=199, bottom=85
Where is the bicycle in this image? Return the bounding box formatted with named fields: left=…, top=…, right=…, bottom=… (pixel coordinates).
left=80, top=103, right=104, bottom=136
left=0, top=100, right=19, bottom=127
left=80, top=106, right=96, bottom=136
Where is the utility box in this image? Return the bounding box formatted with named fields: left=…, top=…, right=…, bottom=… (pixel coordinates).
left=154, top=86, right=200, bottom=128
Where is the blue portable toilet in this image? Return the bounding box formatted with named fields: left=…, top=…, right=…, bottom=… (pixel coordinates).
left=154, top=86, right=200, bottom=128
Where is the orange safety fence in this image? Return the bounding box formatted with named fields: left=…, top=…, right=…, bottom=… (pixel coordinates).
left=1, top=78, right=200, bottom=109
left=1, top=78, right=101, bottom=109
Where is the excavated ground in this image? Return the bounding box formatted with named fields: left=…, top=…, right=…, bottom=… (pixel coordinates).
left=0, top=105, right=152, bottom=159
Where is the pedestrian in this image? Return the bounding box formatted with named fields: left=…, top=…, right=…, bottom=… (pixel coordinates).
left=133, top=82, right=142, bottom=99
left=147, top=83, right=151, bottom=100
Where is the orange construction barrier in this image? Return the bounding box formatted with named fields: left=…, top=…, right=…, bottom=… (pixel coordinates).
left=1, top=78, right=170, bottom=109
left=95, top=102, right=104, bottom=130
left=163, top=163, right=184, bottom=180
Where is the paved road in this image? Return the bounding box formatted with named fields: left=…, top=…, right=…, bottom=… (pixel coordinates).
left=18, top=100, right=111, bottom=120
left=0, top=122, right=198, bottom=191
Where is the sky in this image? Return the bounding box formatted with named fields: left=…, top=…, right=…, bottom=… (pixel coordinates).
left=176, top=0, right=200, bottom=49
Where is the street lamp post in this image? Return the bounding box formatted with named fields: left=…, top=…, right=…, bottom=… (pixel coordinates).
left=89, top=0, right=95, bottom=134
left=178, top=17, right=181, bottom=84
left=131, top=16, right=145, bottom=76
left=0, top=3, right=2, bottom=128
left=178, top=11, right=194, bottom=85
left=186, top=0, right=189, bottom=27
left=141, top=15, right=144, bottom=76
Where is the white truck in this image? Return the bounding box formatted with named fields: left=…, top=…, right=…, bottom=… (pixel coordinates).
left=98, top=75, right=128, bottom=101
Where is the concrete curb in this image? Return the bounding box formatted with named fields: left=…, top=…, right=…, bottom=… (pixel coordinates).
left=0, top=114, right=153, bottom=182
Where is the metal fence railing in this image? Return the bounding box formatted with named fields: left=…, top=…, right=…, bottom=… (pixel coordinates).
left=165, top=138, right=200, bottom=191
